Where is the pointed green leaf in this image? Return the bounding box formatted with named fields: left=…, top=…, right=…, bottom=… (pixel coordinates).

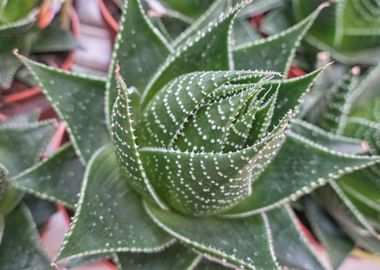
left=295, top=0, right=380, bottom=64
left=223, top=131, right=379, bottom=217
left=233, top=7, right=321, bottom=74
left=11, top=144, right=84, bottom=209
left=247, top=90, right=277, bottom=144
left=267, top=206, right=324, bottom=270
left=264, top=68, right=323, bottom=126
left=140, top=117, right=288, bottom=215
left=173, top=0, right=229, bottom=48
left=21, top=57, right=110, bottom=163
left=0, top=1, right=37, bottom=88
left=138, top=71, right=274, bottom=148
left=0, top=121, right=55, bottom=176
left=0, top=205, right=53, bottom=269
left=106, top=0, right=172, bottom=118
left=111, top=75, right=167, bottom=208
left=145, top=202, right=280, bottom=270
left=0, top=120, right=54, bottom=215
left=304, top=197, right=354, bottom=270
left=117, top=243, right=198, bottom=270
left=57, top=146, right=173, bottom=261
left=315, top=186, right=380, bottom=254
left=174, top=88, right=254, bottom=152
left=222, top=94, right=263, bottom=152
left=141, top=4, right=242, bottom=108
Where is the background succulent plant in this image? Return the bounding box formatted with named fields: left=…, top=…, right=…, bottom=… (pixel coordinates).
left=0, top=0, right=379, bottom=269
left=0, top=0, right=78, bottom=88
left=300, top=59, right=380, bottom=269
left=290, top=0, right=380, bottom=65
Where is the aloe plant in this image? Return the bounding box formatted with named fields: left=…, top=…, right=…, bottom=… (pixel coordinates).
left=291, top=0, right=380, bottom=65
left=300, top=60, right=380, bottom=269
left=0, top=0, right=379, bottom=269
left=0, top=0, right=78, bottom=88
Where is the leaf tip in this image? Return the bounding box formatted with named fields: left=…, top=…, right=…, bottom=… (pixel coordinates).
left=12, top=48, right=20, bottom=56
left=351, top=66, right=361, bottom=76
left=318, top=2, right=331, bottom=11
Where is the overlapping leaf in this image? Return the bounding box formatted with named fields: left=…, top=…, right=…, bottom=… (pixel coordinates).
left=140, top=116, right=288, bottom=215
left=292, top=0, right=380, bottom=64
left=223, top=129, right=379, bottom=217
left=267, top=206, right=324, bottom=270
left=11, top=144, right=84, bottom=209
left=57, top=146, right=172, bottom=261
left=0, top=118, right=54, bottom=214
left=315, top=186, right=380, bottom=254
left=138, top=71, right=274, bottom=148
left=106, top=0, right=172, bottom=118
left=0, top=0, right=37, bottom=88
left=264, top=68, right=323, bottom=125
left=141, top=3, right=242, bottom=108
left=145, top=202, right=280, bottom=270
left=172, top=0, right=229, bottom=48
left=0, top=205, right=52, bottom=269
left=0, top=120, right=55, bottom=176
left=304, top=197, right=355, bottom=270
left=21, top=57, right=110, bottom=163
left=233, top=7, right=322, bottom=74
left=111, top=74, right=167, bottom=208
left=174, top=87, right=258, bottom=152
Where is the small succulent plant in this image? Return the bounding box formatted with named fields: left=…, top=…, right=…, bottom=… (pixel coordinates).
left=301, top=60, right=380, bottom=269
left=0, top=0, right=379, bottom=269
left=0, top=0, right=78, bottom=88
left=291, top=0, right=380, bottom=65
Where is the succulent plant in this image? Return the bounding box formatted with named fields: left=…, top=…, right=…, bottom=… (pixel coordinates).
left=300, top=60, right=380, bottom=269
left=0, top=0, right=379, bottom=269
left=291, top=0, right=380, bottom=65
left=0, top=0, right=78, bottom=88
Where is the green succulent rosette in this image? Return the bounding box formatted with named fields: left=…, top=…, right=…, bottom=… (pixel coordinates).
left=0, top=1, right=378, bottom=269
